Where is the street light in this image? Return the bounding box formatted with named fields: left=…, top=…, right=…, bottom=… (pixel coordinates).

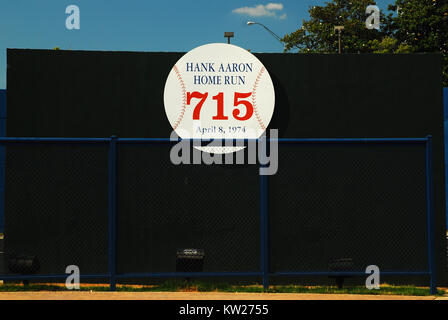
left=247, top=21, right=283, bottom=45
left=334, top=26, right=344, bottom=54
left=224, top=32, right=234, bottom=44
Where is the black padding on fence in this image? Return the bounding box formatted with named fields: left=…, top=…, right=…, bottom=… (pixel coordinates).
left=116, top=144, right=260, bottom=273
left=4, top=144, right=109, bottom=275
left=5, top=49, right=446, bottom=284
left=270, top=143, right=427, bottom=272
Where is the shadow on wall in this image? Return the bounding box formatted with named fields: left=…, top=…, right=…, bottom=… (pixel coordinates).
left=268, top=73, right=290, bottom=138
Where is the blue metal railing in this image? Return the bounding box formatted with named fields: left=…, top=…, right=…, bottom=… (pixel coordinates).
left=0, top=136, right=437, bottom=294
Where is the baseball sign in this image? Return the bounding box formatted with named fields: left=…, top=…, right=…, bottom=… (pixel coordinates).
left=163, top=43, right=275, bottom=142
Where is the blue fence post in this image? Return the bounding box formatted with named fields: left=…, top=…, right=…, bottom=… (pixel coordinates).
left=108, top=135, right=118, bottom=291
left=260, top=164, right=269, bottom=290
left=425, top=135, right=437, bottom=294
left=260, top=171, right=269, bottom=290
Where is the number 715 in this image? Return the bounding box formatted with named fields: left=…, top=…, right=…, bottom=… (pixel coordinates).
left=187, top=92, right=253, bottom=121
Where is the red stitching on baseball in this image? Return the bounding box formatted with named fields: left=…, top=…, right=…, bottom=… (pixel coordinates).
left=252, top=67, right=267, bottom=131
left=172, top=65, right=187, bottom=131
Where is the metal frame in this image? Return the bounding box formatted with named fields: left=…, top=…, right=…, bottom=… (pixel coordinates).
left=0, top=136, right=437, bottom=294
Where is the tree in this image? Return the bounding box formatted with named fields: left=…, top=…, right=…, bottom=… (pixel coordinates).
left=282, top=0, right=391, bottom=53
left=369, top=36, right=413, bottom=53
left=282, top=0, right=448, bottom=85
left=387, top=0, right=448, bottom=86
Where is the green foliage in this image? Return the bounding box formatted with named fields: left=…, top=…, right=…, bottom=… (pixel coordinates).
left=0, top=281, right=443, bottom=296
left=388, top=0, right=448, bottom=85
left=388, top=0, right=447, bottom=53
left=282, top=0, right=390, bottom=53
left=369, top=36, right=413, bottom=53
left=282, top=0, right=448, bottom=85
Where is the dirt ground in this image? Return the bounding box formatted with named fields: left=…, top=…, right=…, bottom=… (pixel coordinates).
left=0, top=291, right=444, bottom=300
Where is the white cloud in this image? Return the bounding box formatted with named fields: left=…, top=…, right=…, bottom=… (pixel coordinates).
left=232, top=3, right=286, bottom=19
left=266, top=3, right=283, bottom=11
left=233, top=5, right=275, bottom=17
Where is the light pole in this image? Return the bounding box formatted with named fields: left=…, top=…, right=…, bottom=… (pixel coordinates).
left=334, top=26, right=344, bottom=54
left=247, top=21, right=283, bottom=45
left=224, top=32, right=234, bottom=44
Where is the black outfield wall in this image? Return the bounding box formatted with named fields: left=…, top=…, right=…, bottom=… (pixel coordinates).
left=5, top=49, right=446, bottom=285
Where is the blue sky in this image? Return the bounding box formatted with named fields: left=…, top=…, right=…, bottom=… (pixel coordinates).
left=0, top=0, right=394, bottom=89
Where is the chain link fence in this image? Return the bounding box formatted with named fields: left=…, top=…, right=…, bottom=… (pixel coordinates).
left=270, top=143, right=427, bottom=272
left=3, top=141, right=109, bottom=280
left=0, top=137, right=436, bottom=293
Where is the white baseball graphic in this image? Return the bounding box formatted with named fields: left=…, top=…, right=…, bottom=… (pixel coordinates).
left=164, top=43, right=275, bottom=152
